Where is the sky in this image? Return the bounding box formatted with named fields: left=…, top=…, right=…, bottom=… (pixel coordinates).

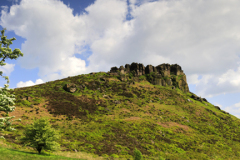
left=0, top=0, right=240, bottom=119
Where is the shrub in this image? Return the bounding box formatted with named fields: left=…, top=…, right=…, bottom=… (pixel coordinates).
left=20, top=117, right=61, bottom=154
left=134, top=148, right=143, bottom=160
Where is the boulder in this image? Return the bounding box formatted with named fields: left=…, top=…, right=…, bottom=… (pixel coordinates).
left=202, top=98, right=208, bottom=102
left=214, top=106, right=221, bottom=110
left=63, top=83, right=77, bottom=93
left=221, top=110, right=230, bottom=115
left=189, top=93, right=209, bottom=103
left=20, top=96, right=33, bottom=101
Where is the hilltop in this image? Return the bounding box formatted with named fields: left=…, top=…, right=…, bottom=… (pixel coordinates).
left=0, top=62, right=239, bottom=160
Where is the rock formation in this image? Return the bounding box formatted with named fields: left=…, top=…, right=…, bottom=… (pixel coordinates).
left=109, top=62, right=189, bottom=93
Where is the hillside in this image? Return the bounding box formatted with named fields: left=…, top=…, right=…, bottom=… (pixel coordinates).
left=1, top=62, right=240, bottom=160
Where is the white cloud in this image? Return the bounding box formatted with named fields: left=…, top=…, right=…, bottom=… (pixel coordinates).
left=16, top=78, right=44, bottom=88
left=0, top=63, right=15, bottom=77
left=0, top=0, right=239, bottom=101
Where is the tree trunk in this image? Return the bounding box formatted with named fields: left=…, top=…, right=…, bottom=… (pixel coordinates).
left=37, top=146, right=42, bottom=154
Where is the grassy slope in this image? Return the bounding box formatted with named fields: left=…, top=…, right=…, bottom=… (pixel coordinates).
left=0, top=71, right=240, bottom=160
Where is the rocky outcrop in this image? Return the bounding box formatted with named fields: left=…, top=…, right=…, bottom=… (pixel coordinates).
left=109, top=62, right=189, bottom=93
left=189, top=92, right=208, bottom=103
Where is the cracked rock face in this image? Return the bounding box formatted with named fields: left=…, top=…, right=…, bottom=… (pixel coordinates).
left=110, top=62, right=189, bottom=93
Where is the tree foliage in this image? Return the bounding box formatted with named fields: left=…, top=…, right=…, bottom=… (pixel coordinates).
left=20, top=118, right=61, bottom=154
left=0, top=28, right=23, bottom=139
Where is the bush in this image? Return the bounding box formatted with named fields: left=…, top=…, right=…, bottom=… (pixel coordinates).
left=20, top=117, right=61, bottom=154
left=134, top=148, right=143, bottom=160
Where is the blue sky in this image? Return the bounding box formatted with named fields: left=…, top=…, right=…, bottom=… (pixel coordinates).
left=0, top=0, right=240, bottom=119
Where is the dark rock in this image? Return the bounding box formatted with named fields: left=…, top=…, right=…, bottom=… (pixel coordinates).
left=202, top=98, right=208, bottom=102
left=221, top=110, right=230, bottom=115
left=110, top=66, right=119, bottom=73
left=125, top=64, right=131, bottom=73
left=63, top=83, right=77, bottom=93
left=130, top=62, right=145, bottom=76
left=170, top=64, right=184, bottom=76
left=214, top=106, right=221, bottom=110
left=20, top=96, right=32, bottom=101
left=155, top=63, right=171, bottom=77
left=190, top=93, right=204, bottom=102
left=145, top=65, right=155, bottom=74
left=90, top=72, right=96, bottom=75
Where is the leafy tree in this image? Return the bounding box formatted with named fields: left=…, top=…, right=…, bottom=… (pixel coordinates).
left=0, top=28, right=23, bottom=139
left=20, top=117, right=61, bottom=154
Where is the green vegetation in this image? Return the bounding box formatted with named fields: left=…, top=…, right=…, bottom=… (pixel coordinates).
left=20, top=117, right=61, bottom=154
left=0, top=71, right=239, bottom=159
left=0, top=146, right=84, bottom=160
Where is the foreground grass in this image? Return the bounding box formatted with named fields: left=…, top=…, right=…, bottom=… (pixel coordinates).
left=0, top=146, right=85, bottom=160
left=0, top=140, right=165, bottom=160
left=1, top=71, right=240, bottom=159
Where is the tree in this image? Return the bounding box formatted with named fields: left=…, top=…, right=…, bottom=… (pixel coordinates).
left=0, top=28, right=23, bottom=139
left=20, top=117, right=61, bottom=154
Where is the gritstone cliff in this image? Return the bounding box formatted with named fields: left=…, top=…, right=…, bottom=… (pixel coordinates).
left=97, top=62, right=189, bottom=93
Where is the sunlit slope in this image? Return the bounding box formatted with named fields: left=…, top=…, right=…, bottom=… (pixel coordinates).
left=1, top=71, right=239, bottom=160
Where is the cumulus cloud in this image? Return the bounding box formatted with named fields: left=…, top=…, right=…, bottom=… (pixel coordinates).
left=0, top=0, right=240, bottom=102
left=16, top=78, right=44, bottom=88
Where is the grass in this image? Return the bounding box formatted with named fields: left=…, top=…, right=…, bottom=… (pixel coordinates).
left=0, top=71, right=240, bottom=160
left=0, top=146, right=84, bottom=160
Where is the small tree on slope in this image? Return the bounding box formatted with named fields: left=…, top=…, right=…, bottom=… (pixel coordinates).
left=0, top=28, right=23, bottom=139
left=20, top=117, right=61, bottom=154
